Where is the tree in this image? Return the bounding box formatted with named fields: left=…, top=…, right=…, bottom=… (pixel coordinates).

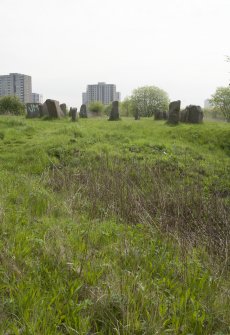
left=88, top=101, right=104, bottom=115
left=130, top=86, right=169, bottom=117
left=120, top=97, right=133, bottom=117
left=209, top=87, right=230, bottom=122
left=0, top=96, right=25, bottom=115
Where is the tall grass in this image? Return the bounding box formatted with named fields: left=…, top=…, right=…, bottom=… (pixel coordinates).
left=47, top=154, right=229, bottom=266
left=0, top=116, right=229, bottom=334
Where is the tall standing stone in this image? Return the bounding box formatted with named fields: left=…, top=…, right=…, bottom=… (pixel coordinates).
left=79, top=104, right=87, bottom=118
left=45, top=99, right=65, bottom=118
left=109, top=101, right=119, bottom=121
left=39, top=101, right=48, bottom=117
left=134, top=108, right=140, bottom=120
left=168, top=100, right=181, bottom=125
left=180, top=109, right=186, bottom=123
left=70, top=107, right=77, bottom=121
left=154, top=110, right=167, bottom=120
left=60, top=103, right=67, bottom=115
left=162, top=111, right=168, bottom=120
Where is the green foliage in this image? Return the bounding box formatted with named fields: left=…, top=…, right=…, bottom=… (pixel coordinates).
left=104, top=103, right=112, bottom=116
left=120, top=97, right=134, bottom=116
left=130, top=85, right=170, bottom=117
left=210, top=86, right=230, bottom=122
left=88, top=101, right=104, bottom=115
left=0, top=96, right=25, bottom=115
left=0, top=131, right=5, bottom=140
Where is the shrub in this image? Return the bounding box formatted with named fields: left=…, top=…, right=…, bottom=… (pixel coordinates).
left=0, top=96, right=25, bottom=115
left=88, top=101, right=104, bottom=115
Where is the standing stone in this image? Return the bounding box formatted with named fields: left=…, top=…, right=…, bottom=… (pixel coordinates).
left=163, top=111, right=168, bottom=120
left=39, top=104, right=43, bottom=117
left=39, top=101, right=49, bottom=117
left=180, top=105, right=203, bottom=123
left=154, top=110, right=162, bottom=120
left=134, top=108, right=140, bottom=120
left=168, top=100, right=181, bottom=125
left=154, top=110, right=168, bottom=120
left=70, top=107, right=77, bottom=121
left=45, top=99, right=64, bottom=118
left=79, top=104, right=87, bottom=118
left=26, top=103, right=41, bottom=118
left=60, top=103, right=67, bottom=115
left=109, top=101, right=119, bottom=121
left=180, top=109, right=187, bottom=123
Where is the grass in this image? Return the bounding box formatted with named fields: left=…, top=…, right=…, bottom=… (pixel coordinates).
left=0, top=115, right=229, bottom=334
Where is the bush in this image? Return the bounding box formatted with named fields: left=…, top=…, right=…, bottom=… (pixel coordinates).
left=88, top=101, right=104, bottom=115
left=0, top=96, right=25, bottom=115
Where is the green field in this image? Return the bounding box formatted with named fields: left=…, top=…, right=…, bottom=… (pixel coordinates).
left=0, top=116, right=229, bottom=334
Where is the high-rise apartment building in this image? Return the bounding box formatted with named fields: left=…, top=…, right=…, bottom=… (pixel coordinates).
left=32, top=93, right=43, bottom=103
left=82, top=82, right=120, bottom=105
left=0, top=73, right=32, bottom=103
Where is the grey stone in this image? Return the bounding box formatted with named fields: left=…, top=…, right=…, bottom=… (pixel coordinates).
left=134, top=108, right=140, bottom=120
left=109, top=101, right=119, bottom=121
left=60, top=103, right=67, bottom=115
left=45, top=99, right=64, bottom=118
left=70, top=107, right=77, bottom=121
left=154, top=110, right=167, bottom=120
left=180, top=105, right=203, bottom=123
left=39, top=102, right=48, bottom=117
left=79, top=104, right=87, bottom=118
left=168, top=100, right=181, bottom=124
left=180, top=109, right=186, bottom=122
left=26, top=103, right=41, bottom=118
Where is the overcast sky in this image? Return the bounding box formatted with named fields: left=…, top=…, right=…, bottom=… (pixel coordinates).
left=0, top=0, right=229, bottom=108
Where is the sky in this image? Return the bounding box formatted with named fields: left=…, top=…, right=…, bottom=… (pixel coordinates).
left=0, top=0, right=229, bottom=108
